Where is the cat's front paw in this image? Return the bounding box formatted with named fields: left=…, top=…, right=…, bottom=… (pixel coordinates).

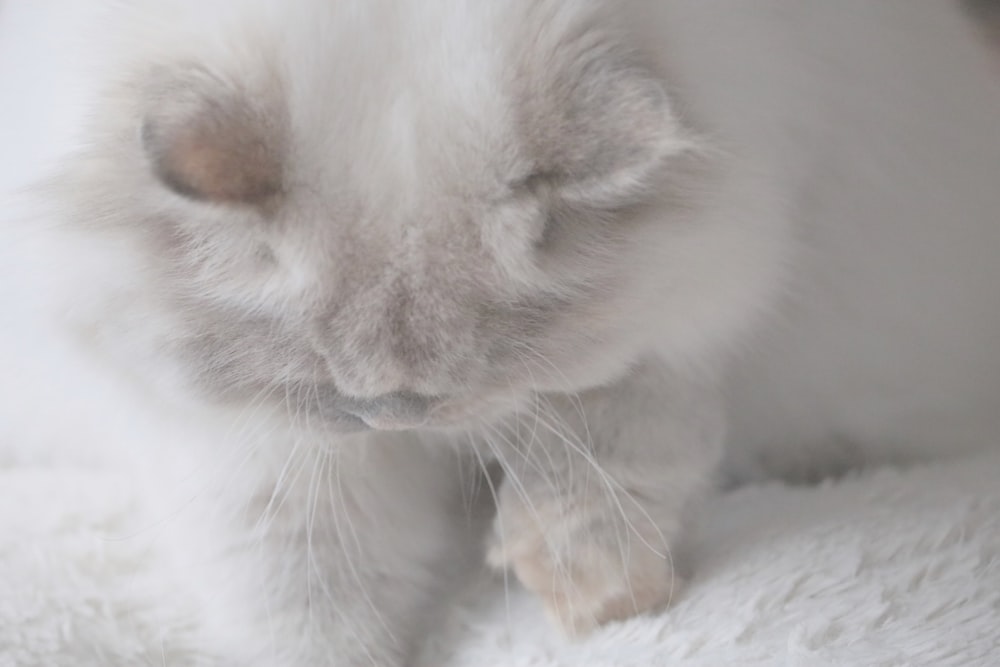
left=487, top=494, right=683, bottom=637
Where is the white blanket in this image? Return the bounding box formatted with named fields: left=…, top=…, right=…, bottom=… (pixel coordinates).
left=3, top=449, right=998, bottom=667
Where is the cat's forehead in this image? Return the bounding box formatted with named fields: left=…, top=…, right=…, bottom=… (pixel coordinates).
left=284, top=5, right=508, bottom=113
left=286, top=38, right=514, bottom=204
left=275, top=2, right=572, bottom=194
left=128, top=0, right=611, bottom=179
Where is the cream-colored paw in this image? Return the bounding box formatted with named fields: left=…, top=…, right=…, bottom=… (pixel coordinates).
left=488, top=500, right=682, bottom=637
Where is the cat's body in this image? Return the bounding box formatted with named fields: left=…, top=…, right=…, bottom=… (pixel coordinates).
left=2, top=1, right=999, bottom=665
left=645, top=2, right=1000, bottom=480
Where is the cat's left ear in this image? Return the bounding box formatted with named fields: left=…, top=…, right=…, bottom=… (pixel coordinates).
left=523, top=45, right=697, bottom=211
left=139, top=66, right=286, bottom=207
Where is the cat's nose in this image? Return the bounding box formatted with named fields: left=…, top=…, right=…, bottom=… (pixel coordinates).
left=340, top=391, right=437, bottom=430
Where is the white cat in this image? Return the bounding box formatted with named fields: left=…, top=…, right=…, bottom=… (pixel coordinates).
left=2, top=1, right=999, bottom=665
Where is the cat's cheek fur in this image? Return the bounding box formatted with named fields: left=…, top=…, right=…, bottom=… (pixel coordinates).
left=88, top=396, right=474, bottom=666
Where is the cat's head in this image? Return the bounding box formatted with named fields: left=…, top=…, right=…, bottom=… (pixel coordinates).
left=57, top=0, right=777, bottom=432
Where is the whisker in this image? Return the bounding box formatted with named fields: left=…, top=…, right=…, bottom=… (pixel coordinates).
left=328, top=436, right=396, bottom=644
left=467, top=431, right=515, bottom=641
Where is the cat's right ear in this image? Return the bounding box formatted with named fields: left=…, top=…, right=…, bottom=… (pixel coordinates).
left=515, top=24, right=702, bottom=215
left=140, top=67, right=287, bottom=207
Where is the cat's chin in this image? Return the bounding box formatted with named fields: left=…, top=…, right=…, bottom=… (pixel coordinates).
left=324, top=413, right=374, bottom=434
left=343, top=378, right=625, bottom=434
left=317, top=394, right=524, bottom=434
left=302, top=393, right=509, bottom=434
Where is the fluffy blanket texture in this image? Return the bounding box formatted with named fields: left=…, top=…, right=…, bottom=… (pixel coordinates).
left=2, top=449, right=998, bottom=667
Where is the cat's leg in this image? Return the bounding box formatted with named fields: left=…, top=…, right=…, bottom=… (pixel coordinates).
left=197, top=431, right=465, bottom=667
left=486, top=359, right=724, bottom=636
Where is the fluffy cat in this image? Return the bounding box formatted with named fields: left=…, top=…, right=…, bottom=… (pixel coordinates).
left=1, top=0, right=999, bottom=665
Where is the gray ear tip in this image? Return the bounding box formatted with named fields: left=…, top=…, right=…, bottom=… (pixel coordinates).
left=138, top=118, right=155, bottom=152
left=139, top=113, right=172, bottom=166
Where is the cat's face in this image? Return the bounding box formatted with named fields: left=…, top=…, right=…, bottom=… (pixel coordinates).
left=61, top=1, right=725, bottom=433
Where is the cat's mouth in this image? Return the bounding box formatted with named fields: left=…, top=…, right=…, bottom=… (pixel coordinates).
left=312, top=388, right=443, bottom=432
left=310, top=385, right=520, bottom=434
